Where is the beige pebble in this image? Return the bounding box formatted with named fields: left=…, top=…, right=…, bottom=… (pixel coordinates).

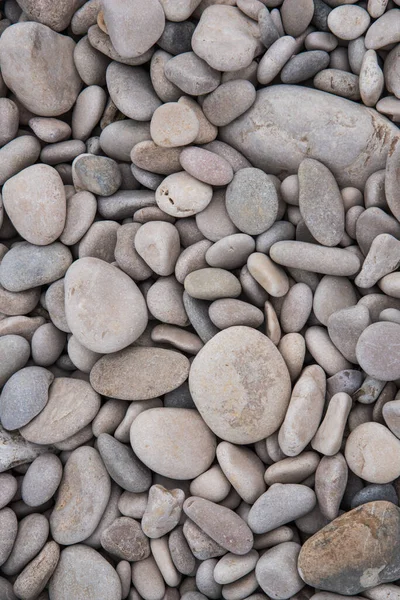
left=135, top=221, right=181, bottom=276
left=314, top=69, right=360, bottom=101
left=209, top=298, right=264, bottom=329
left=247, top=253, right=289, bottom=297
left=156, top=172, right=213, bottom=218
left=305, top=326, right=352, bottom=376
left=60, top=190, right=97, bottom=246
left=270, top=241, right=360, bottom=276
left=315, top=453, right=348, bottom=520
left=345, top=422, right=400, bottom=483
left=264, top=452, right=320, bottom=486
left=359, top=49, right=384, bottom=107
left=313, top=276, right=357, bottom=326
left=278, top=333, right=306, bottom=382
left=280, top=283, right=313, bottom=333
left=312, top=392, right=352, bottom=455
left=175, top=240, right=212, bottom=284
left=150, top=103, right=199, bottom=148
left=180, top=147, right=234, bottom=186
left=178, top=96, right=218, bottom=144
left=217, top=442, right=266, bottom=504
left=328, top=5, right=370, bottom=40
left=265, top=301, right=281, bottom=346
left=356, top=321, right=400, bottom=381
left=190, top=465, right=231, bottom=503
left=152, top=324, right=203, bottom=355
left=383, top=399, right=400, bottom=438
left=278, top=365, right=326, bottom=457
left=184, top=268, right=241, bottom=301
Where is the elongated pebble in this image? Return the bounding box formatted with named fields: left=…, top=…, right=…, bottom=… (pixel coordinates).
left=270, top=241, right=360, bottom=276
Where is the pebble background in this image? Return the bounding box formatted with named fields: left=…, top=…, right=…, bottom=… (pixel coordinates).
left=2, top=0, right=400, bottom=599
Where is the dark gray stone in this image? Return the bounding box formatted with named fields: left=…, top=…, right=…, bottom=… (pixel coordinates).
left=351, top=484, right=398, bottom=509
left=158, top=21, right=195, bottom=56
left=281, top=51, right=330, bottom=84
left=97, top=433, right=152, bottom=493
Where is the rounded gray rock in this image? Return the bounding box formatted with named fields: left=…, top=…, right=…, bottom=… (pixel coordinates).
left=21, top=454, right=62, bottom=507
left=97, top=433, right=151, bottom=493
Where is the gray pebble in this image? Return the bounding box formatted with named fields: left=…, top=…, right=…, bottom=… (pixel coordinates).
left=106, top=62, right=161, bottom=121
left=202, top=80, right=256, bottom=127
left=0, top=474, right=17, bottom=510
left=158, top=21, right=196, bottom=55
left=21, top=454, right=62, bottom=507
left=97, top=433, right=151, bottom=493
left=0, top=136, right=41, bottom=186
left=13, top=541, right=60, bottom=600
left=0, top=508, right=17, bottom=566
left=2, top=513, right=49, bottom=577
left=165, top=52, right=221, bottom=95
left=256, top=542, right=305, bottom=599
left=281, top=51, right=330, bottom=84
left=72, top=154, right=121, bottom=196
left=351, top=484, right=398, bottom=509
left=142, top=484, right=185, bottom=538
left=183, top=518, right=226, bottom=561
left=101, top=516, right=150, bottom=561
left=0, top=335, right=30, bottom=387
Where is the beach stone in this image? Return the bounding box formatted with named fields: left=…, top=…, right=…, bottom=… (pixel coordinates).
left=209, top=298, right=263, bottom=329
left=0, top=367, right=54, bottom=431
left=248, top=484, right=316, bottom=534
left=270, top=241, right=360, bottom=276
left=135, top=221, right=181, bottom=275
left=221, top=85, right=398, bottom=189
left=328, top=305, right=371, bottom=364
left=256, top=542, right=304, bottom=599
left=101, top=517, right=150, bottom=561
left=151, top=103, right=199, bottom=148
left=190, top=464, right=230, bottom=502
left=183, top=292, right=219, bottom=344
left=279, top=365, right=326, bottom=456
left=257, top=36, right=298, bottom=85
left=189, top=326, right=291, bottom=444
left=91, top=346, right=189, bottom=400
left=356, top=322, right=400, bottom=381
left=383, top=399, right=400, bottom=438
left=280, top=283, right=313, bottom=333
left=150, top=50, right=182, bottom=103
left=365, top=9, right=400, bottom=49
left=0, top=508, right=17, bottom=566
left=142, top=485, right=185, bottom=538
left=159, top=0, right=201, bottom=21
left=202, top=80, right=256, bottom=127
left=315, top=453, right=348, bottom=520
left=131, top=556, right=165, bottom=600
left=169, top=526, right=196, bottom=575
left=1, top=513, right=49, bottom=577
left=0, top=242, right=72, bottom=293
left=184, top=268, right=241, bottom=301
left=178, top=96, right=218, bottom=144
left=298, top=159, right=344, bottom=246
left=281, top=0, right=314, bottom=36
left=313, top=276, right=357, bottom=326
left=60, top=191, right=97, bottom=246
left=72, top=85, right=106, bottom=141
left=316, top=69, right=360, bottom=100
left=64, top=257, right=147, bottom=354
left=247, top=253, right=289, bottom=298
left=0, top=335, right=31, bottom=387
left=147, top=277, right=188, bottom=327
left=0, top=98, right=18, bottom=148
left=3, top=164, right=66, bottom=246
left=359, top=50, right=384, bottom=107
left=88, top=24, right=155, bottom=66
left=20, top=377, right=100, bottom=445
left=0, top=22, right=81, bottom=115
left=158, top=21, right=195, bottom=54
left=0, top=136, right=41, bottom=186
left=226, top=168, right=278, bottom=235
left=352, top=484, right=398, bottom=509
left=281, top=51, right=330, bottom=84
left=164, top=52, right=221, bottom=95
left=355, top=234, right=400, bottom=288
left=180, top=147, right=233, bottom=186
left=73, top=34, right=110, bottom=86
left=214, top=551, right=258, bottom=585
left=156, top=172, right=213, bottom=218
left=50, top=446, right=110, bottom=545
left=206, top=234, right=255, bottom=270
left=0, top=474, right=17, bottom=510
left=183, top=518, right=226, bottom=561
left=217, top=442, right=266, bottom=503
left=328, top=5, right=370, bottom=40
left=100, top=120, right=150, bottom=162
left=195, top=189, right=238, bottom=242
left=78, top=220, right=120, bottom=262
left=131, top=408, right=216, bottom=479
left=72, top=154, right=121, bottom=196
left=192, top=6, right=261, bottom=72
left=345, top=422, right=400, bottom=484
left=49, top=545, right=121, bottom=600
left=356, top=207, right=400, bottom=256
left=0, top=283, right=40, bottom=317
left=21, top=454, right=62, bottom=507
left=97, top=433, right=151, bottom=492
left=106, top=62, right=161, bottom=121
left=12, top=541, right=59, bottom=600
left=298, top=501, right=400, bottom=595
left=183, top=496, right=253, bottom=555
left=102, top=0, right=165, bottom=59
left=196, top=558, right=221, bottom=599
left=131, top=142, right=182, bottom=176
left=312, top=392, right=352, bottom=455
left=31, top=324, right=66, bottom=367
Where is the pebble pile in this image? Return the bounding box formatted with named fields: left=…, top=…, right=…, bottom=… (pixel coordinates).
left=2, top=0, right=400, bottom=599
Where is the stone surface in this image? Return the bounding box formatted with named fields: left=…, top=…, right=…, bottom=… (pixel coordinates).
left=256, top=542, right=305, bottom=599
left=356, top=322, right=400, bottom=380
left=97, top=433, right=151, bottom=493
left=101, top=516, right=150, bottom=561
left=189, top=326, right=291, bottom=444
left=298, top=502, right=400, bottom=595
left=142, top=484, right=185, bottom=538
left=106, top=62, right=161, bottom=121
left=0, top=22, right=81, bottom=116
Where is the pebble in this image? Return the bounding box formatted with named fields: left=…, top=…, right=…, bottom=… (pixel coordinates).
left=50, top=446, right=110, bottom=545
left=298, top=502, right=400, bottom=595
left=106, top=62, right=161, bottom=121
left=134, top=221, right=181, bottom=274
left=281, top=0, right=314, bottom=36
left=102, top=0, right=165, bottom=59
left=346, top=422, right=400, bottom=483
left=0, top=427, right=54, bottom=473
left=248, top=483, right=316, bottom=534
left=356, top=322, right=400, bottom=381
left=72, top=154, right=121, bottom=196
left=314, top=69, right=361, bottom=101
left=183, top=496, right=254, bottom=555
left=298, top=159, right=344, bottom=246
left=264, top=452, right=320, bottom=485
left=180, top=147, right=233, bottom=186
left=247, top=253, right=289, bottom=297
left=21, top=454, right=62, bottom=507
left=0, top=366, right=54, bottom=431
left=217, top=442, right=266, bottom=504
left=19, top=377, right=100, bottom=445
left=0, top=136, right=41, bottom=186
left=189, top=326, right=291, bottom=444
left=49, top=545, right=121, bottom=600
left=1, top=513, right=49, bottom=577
left=256, top=542, right=305, bottom=599
left=13, top=541, right=60, bottom=600
left=270, top=241, right=360, bottom=276
left=0, top=508, right=17, bottom=566
left=142, top=484, right=185, bottom=538
left=192, top=6, right=261, bottom=72
left=257, top=36, right=298, bottom=85
left=351, top=484, right=398, bottom=508
left=312, top=392, right=352, bottom=455
left=64, top=257, right=148, bottom=353
left=0, top=23, right=81, bottom=116
left=164, top=52, right=221, bottom=96
left=91, top=346, right=189, bottom=400
left=156, top=172, right=213, bottom=218
left=184, top=268, right=241, bottom=301
left=328, top=5, right=370, bottom=40
left=101, top=516, right=150, bottom=561
left=0, top=335, right=31, bottom=387
left=97, top=433, right=151, bottom=492
left=280, top=283, right=313, bottom=333
left=209, top=298, right=263, bottom=329
left=190, top=465, right=231, bottom=503
left=315, top=453, right=348, bottom=520
left=131, top=556, right=165, bottom=600
left=365, top=9, right=400, bottom=49
left=202, top=80, right=256, bottom=127
left=151, top=103, right=199, bottom=148
left=281, top=51, right=330, bottom=84
left=383, top=399, right=400, bottom=438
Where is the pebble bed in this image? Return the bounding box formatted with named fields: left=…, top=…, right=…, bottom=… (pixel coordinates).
left=2, top=0, right=400, bottom=599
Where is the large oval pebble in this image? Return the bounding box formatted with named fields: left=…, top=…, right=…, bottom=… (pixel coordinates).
left=356, top=322, right=400, bottom=381
left=189, top=326, right=291, bottom=444
left=131, top=408, right=216, bottom=479
left=90, top=346, right=190, bottom=400
left=64, top=257, right=148, bottom=354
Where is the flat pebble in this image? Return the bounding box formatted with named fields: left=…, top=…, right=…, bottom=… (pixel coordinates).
left=270, top=241, right=360, bottom=276
left=106, top=62, right=161, bottom=121
left=281, top=0, right=314, bottom=36
left=101, top=516, right=150, bottom=561
left=0, top=508, right=17, bottom=566
left=189, top=327, right=291, bottom=444
left=365, top=8, right=400, bottom=49
left=50, top=446, right=110, bottom=545
left=184, top=268, right=241, bottom=301
left=131, top=408, right=216, bottom=479
left=0, top=335, right=31, bottom=387
left=142, top=484, right=184, bottom=538
left=135, top=221, right=181, bottom=275
left=327, top=5, right=370, bottom=40
left=131, top=556, right=165, bottom=600
left=202, top=80, right=256, bottom=127
left=151, top=103, right=199, bottom=148
left=256, top=542, right=304, bottom=599
left=21, top=454, right=62, bottom=507
left=97, top=433, right=151, bottom=492
left=247, top=253, right=289, bottom=297
left=165, top=52, right=221, bottom=95
left=217, top=442, right=266, bottom=504
left=13, top=541, right=60, bottom=600
left=1, top=513, right=49, bottom=577
left=0, top=136, right=41, bottom=186
left=65, top=257, right=148, bottom=353
left=356, top=322, right=400, bottom=380
left=49, top=545, right=121, bottom=600
left=209, top=298, right=263, bottom=329
left=72, top=154, right=121, bottom=196
left=281, top=51, right=330, bottom=84
left=156, top=172, right=213, bottom=217
left=180, top=147, right=233, bottom=186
